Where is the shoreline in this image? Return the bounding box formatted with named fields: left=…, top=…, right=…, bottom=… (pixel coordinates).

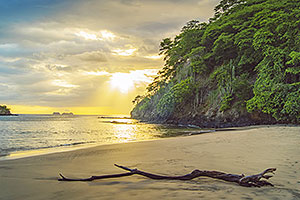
left=0, top=137, right=161, bottom=162
left=0, top=124, right=296, bottom=162
left=0, top=124, right=270, bottom=161
left=138, top=114, right=296, bottom=128
left=0, top=114, right=18, bottom=116
left=0, top=125, right=300, bottom=199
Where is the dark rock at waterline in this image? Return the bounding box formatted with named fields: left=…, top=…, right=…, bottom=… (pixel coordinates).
left=132, top=110, right=278, bottom=128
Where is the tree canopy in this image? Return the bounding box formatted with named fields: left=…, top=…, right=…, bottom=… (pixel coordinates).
left=131, top=0, right=300, bottom=125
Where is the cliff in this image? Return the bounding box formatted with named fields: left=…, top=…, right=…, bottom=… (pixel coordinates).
left=131, top=0, right=300, bottom=127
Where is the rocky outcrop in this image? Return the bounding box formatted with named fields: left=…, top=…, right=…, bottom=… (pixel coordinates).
left=0, top=105, right=12, bottom=115
left=131, top=105, right=277, bottom=128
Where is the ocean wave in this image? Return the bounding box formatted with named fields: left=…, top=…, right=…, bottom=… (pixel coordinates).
left=98, top=116, right=131, bottom=119
left=0, top=141, right=96, bottom=156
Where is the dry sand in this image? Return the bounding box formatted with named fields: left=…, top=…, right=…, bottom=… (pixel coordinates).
left=0, top=125, right=300, bottom=200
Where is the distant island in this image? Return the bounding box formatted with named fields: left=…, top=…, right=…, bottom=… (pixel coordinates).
left=131, top=0, right=300, bottom=127
left=0, top=105, right=15, bottom=116
left=53, top=112, right=74, bottom=116
left=62, top=112, right=74, bottom=116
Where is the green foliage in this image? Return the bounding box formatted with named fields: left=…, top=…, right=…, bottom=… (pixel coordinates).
left=210, top=60, right=236, bottom=112
left=286, top=51, right=300, bottom=76
left=132, top=95, right=143, bottom=105
left=138, top=98, right=149, bottom=110
left=132, top=0, right=300, bottom=123
left=281, top=86, right=300, bottom=122
left=232, top=73, right=253, bottom=107
left=247, top=83, right=300, bottom=122
left=214, top=0, right=246, bottom=17
left=0, top=105, right=11, bottom=115
left=219, top=94, right=234, bottom=112
left=245, top=1, right=300, bottom=122
left=133, top=97, right=152, bottom=117
left=157, top=78, right=193, bottom=118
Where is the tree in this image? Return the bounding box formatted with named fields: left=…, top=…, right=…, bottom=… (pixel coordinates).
left=131, top=0, right=300, bottom=124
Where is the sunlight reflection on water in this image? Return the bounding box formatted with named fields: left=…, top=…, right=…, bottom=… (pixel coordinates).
left=0, top=114, right=198, bottom=158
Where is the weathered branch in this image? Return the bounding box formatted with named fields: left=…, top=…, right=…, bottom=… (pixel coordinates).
left=58, top=164, right=276, bottom=187
left=58, top=171, right=133, bottom=181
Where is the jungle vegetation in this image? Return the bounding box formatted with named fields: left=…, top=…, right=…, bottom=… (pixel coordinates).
left=131, top=0, right=300, bottom=124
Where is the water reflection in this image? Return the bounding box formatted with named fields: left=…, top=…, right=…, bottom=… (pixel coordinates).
left=112, top=124, right=136, bottom=142
left=0, top=114, right=201, bottom=158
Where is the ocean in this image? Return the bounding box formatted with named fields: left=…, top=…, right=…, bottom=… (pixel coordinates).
left=0, top=114, right=196, bottom=159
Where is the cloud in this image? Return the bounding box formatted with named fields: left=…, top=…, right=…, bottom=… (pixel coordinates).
left=108, top=69, right=158, bottom=93
left=0, top=63, right=28, bottom=75
left=46, top=64, right=73, bottom=72
left=75, top=30, right=116, bottom=41
left=0, top=0, right=220, bottom=113
left=112, top=48, right=137, bottom=56
left=75, top=51, right=107, bottom=63
left=83, top=70, right=110, bottom=76
left=143, top=54, right=163, bottom=60
left=0, top=43, right=19, bottom=49
left=0, top=56, right=21, bottom=63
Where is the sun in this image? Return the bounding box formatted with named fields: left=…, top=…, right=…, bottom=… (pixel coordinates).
left=108, top=69, right=158, bottom=94
left=109, top=73, right=134, bottom=93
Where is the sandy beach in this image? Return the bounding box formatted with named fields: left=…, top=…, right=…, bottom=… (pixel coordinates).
left=1, top=125, right=300, bottom=200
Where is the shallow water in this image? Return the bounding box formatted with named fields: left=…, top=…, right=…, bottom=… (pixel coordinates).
left=0, top=125, right=299, bottom=199
left=0, top=114, right=197, bottom=158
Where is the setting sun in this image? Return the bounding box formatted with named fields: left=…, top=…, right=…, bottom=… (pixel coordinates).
left=109, top=69, right=158, bottom=94
left=109, top=73, right=134, bottom=93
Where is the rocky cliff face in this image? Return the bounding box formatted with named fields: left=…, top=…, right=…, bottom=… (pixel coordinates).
left=131, top=94, right=277, bottom=128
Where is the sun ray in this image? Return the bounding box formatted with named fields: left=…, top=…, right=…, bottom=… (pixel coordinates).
left=109, top=69, right=158, bottom=94
left=109, top=73, right=134, bottom=93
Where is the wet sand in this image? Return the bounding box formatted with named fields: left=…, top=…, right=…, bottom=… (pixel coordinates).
left=0, top=125, right=300, bottom=199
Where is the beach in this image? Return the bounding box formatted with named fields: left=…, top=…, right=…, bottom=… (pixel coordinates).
left=1, top=125, right=300, bottom=200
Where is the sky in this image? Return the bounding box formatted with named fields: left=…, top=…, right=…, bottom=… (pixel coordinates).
left=0, top=0, right=220, bottom=115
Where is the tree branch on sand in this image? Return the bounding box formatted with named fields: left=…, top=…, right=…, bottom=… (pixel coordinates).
left=58, top=164, right=276, bottom=187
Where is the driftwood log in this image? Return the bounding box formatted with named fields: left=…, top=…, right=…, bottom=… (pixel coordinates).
left=58, top=164, right=276, bottom=187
